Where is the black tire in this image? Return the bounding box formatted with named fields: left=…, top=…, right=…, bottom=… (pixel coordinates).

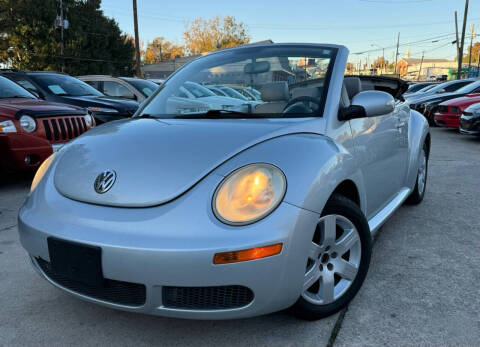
left=290, top=194, right=372, bottom=320
left=405, top=142, right=428, bottom=205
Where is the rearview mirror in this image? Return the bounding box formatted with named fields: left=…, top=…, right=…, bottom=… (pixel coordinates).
left=244, top=61, right=271, bottom=74
left=339, top=91, right=395, bottom=121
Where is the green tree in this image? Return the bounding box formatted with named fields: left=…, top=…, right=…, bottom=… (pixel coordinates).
left=462, top=41, right=480, bottom=64
left=0, top=0, right=135, bottom=75
left=184, top=16, right=250, bottom=55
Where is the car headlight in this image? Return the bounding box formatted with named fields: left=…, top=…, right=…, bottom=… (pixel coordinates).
left=19, top=115, right=36, bottom=132
left=87, top=107, right=118, bottom=114
left=0, top=120, right=17, bottom=133
left=84, top=113, right=94, bottom=127
left=213, top=163, right=286, bottom=225
left=30, top=153, right=56, bottom=193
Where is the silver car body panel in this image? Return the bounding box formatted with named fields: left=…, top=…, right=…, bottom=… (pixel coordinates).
left=18, top=43, right=430, bottom=319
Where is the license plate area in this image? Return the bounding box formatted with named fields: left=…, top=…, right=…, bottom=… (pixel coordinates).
left=48, top=237, right=103, bottom=286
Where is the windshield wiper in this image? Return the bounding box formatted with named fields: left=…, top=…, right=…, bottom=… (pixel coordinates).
left=176, top=109, right=269, bottom=119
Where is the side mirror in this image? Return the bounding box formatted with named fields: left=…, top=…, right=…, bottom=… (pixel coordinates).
left=339, top=91, right=395, bottom=121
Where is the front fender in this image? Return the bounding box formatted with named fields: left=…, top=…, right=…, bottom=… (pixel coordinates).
left=406, top=110, right=430, bottom=189
left=213, top=133, right=365, bottom=216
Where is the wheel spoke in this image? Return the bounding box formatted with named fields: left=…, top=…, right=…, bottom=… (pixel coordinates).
left=319, top=271, right=335, bottom=303
left=308, top=242, right=323, bottom=259
left=303, top=266, right=321, bottom=291
left=335, top=228, right=359, bottom=255
left=333, top=258, right=358, bottom=281
left=322, top=215, right=337, bottom=246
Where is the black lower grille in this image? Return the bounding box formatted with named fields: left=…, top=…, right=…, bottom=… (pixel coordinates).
left=163, top=285, right=254, bottom=310
left=36, top=258, right=146, bottom=306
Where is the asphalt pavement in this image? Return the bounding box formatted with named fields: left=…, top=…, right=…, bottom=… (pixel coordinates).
left=0, top=128, right=479, bottom=346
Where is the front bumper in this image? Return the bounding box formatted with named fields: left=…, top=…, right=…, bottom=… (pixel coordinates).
left=0, top=133, right=53, bottom=171
left=434, top=113, right=460, bottom=128
left=18, top=171, right=319, bottom=319
left=459, top=113, right=480, bottom=135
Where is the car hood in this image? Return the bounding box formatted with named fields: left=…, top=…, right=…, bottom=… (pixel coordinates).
left=0, top=98, right=81, bottom=115
left=439, top=93, right=480, bottom=106
left=53, top=117, right=318, bottom=207
left=60, top=95, right=139, bottom=112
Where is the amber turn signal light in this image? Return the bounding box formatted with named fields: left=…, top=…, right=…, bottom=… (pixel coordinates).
left=213, top=243, right=283, bottom=264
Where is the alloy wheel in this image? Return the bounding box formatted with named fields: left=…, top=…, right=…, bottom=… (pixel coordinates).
left=301, top=214, right=362, bottom=305
left=417, top=149, right=427, bottom=195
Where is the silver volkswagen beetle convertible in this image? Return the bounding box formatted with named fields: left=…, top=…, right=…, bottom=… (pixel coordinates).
left=18, top=44, right=430, bottom=320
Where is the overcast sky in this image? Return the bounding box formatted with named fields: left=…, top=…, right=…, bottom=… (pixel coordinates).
left=101, top=0, right=480, bottom=64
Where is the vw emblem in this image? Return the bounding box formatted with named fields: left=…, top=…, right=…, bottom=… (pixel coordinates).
left=94, top=170, right=116, bottom=194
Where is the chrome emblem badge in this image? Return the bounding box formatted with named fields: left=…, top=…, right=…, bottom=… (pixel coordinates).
left=94, top=170, right=116, bottom=194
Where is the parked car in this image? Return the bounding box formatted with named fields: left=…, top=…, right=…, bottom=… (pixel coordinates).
left=206, top=85, right=261, bottom=107
left=459, top=102, right=480, bottom=135
left=78, top=76, right=159, bottom=102
left=408, top=79, right=480, bottom=124
left=0, top=76, right=94, bottom=172
left=436, top=75, right=448, bottom=81
left=19, top=43, right=429, bottom=321
left=404, top=82, right=436, bottom=96
left=405, top=79, right=475, bottom=104
left=0, top=70, right=138, bottom=124
left=179, top=81, right=252, bottom=111
left=433, top=93, right=480, bottom=128
left=231, top=86, right=260, bottom=101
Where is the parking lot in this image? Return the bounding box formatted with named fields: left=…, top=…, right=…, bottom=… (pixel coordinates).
left=0, top=127, right=479, bottom=346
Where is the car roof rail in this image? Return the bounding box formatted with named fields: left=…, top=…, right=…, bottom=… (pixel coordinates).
left=28, top=71, right=68, bottom=75
left=77, top=75, right=113, bottom=78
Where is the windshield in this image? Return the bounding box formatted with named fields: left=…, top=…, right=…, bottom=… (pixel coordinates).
left=417, top=84, right=437, bottom=93
left=124, top=78, right=159, bottom=97
left=30, top=74, right=103, bottom=97
left=407, top=83, right=431, bottom=93
left=138, top=45, right=336, bottom=118
left=0, top=76, right=36, bottom=99
left=456, top=80, right=480, bottom=94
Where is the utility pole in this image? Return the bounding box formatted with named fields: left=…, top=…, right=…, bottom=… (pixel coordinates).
left=468, top=24, right=475, bottom=74
left=417, top=51, right=424, bottom=81
left=457, top=0, right=469, bottom=79
left=55, top=0, right=68, bottom=72
left=132, top=0, right=142, bottom=77
left=394, top=32, right=400, bottom=75
left=60, top=0, right=64, bottom=72
left=454, top=11, right=460, bottom=58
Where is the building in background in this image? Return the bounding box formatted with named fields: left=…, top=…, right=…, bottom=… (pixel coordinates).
left=143, top=40, right=273, bottom=79
left=397, top=57, right=457, bottom=80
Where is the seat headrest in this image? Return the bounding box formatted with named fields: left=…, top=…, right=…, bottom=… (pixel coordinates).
left=291, top=87, right=321, bottom=99
left=260, top=82, right=289, bottom=101
left=344, top=77, right=362, bottom=99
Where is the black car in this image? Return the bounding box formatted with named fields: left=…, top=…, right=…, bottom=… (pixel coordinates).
left=0, top=70, right=139, bottom=124
left=460, top=102, right=480, bottom=136
left=408, top=79, right=480, bottom=124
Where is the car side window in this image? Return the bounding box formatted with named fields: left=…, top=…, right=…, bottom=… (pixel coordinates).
left=103, top=81, right=135, bottom=99
left=445, top=82, right=469, bottom=92
left=84, top=80, right=99, bottom=89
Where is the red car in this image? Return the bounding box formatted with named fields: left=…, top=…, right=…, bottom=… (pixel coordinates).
left=0, top=76, right=95, bottom=172
left=434, top=93, right=480, bottom=129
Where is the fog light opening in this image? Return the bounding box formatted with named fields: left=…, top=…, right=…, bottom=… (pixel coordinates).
left=213, top=243, right=283, bottom=264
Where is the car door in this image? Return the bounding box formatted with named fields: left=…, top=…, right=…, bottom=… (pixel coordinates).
left=350, top=106, right=407, bottom=219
